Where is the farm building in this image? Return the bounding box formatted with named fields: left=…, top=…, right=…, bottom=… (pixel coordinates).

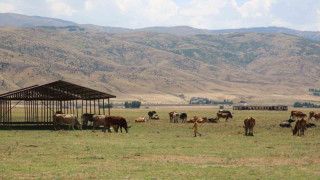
left=233, top=105, right=288, bottom=111
left=0, top=80, right=116, bottom=125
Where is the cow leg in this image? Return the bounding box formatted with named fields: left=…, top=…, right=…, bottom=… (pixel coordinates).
left=124, top=126, right=128, bottom=133
left=250, top=128, right=254, bottom=136
left=226, top=117, right=228, bottom=122
left=245, top=127, right=248, bottom=136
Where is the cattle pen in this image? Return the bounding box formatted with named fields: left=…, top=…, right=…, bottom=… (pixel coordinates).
left=233, top=105, right=288, bottom=111
left=0, top=80, right=116, bottom=126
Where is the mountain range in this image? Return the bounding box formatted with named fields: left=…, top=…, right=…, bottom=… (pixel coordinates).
left=0, top=13, right=320, bottom=104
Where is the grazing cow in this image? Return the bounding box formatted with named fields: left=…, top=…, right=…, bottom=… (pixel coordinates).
left=91, top=115, right=108, bottom=132
left=219, top=110, right=232, bottom=114
left=148, top=111, right=156, bottom=119
left=292, top=118, right=307, bottom=136
left=217, top=111, right=233, bottom=122
left=290, top=111, right=307, bottom=119
left=180, top=113, right=187, bottom=123
left=53, top=114, right=82, bottom=130
left=169, top=111, right=177, bottom=123
left=279, top=119, right=295, bottom=128
left=93, top=115, right=130, bottom=133
left=135, top=117, right=148, bottom=123
left=151, top=114, right=160, bottom=120
left=81, top=113, right=94, bottom=129
left=244, top=117, right=255, bottom=136
left=173, top=112, right=180, bottom=123
left=312, top=113, right=320, bottom=121
left=309, top=111, right=317, bottom=120
left=208, top=118, right=219, bottom=123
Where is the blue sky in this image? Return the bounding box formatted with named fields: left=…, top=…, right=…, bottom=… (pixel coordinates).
left=0, top=0, right=319, bottom=31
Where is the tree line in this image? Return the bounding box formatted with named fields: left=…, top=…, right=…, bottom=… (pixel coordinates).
left=293, top=102, right=320, bottom=108
left=124, top=101, right=141, bottom=108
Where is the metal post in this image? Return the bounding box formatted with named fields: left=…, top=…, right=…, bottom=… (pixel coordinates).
left=90, top=100, right=92, bottom=114
left=103, top=99, right=105, bottom=115
left=94, top=100, right=96, bottom=114
left=86, top=100, right=87, bottom=113
left=76, top=100, right=78, bottom=119
left=98, top=99, right=100, bottom=115
left=108, top=98, right=110, bottom=115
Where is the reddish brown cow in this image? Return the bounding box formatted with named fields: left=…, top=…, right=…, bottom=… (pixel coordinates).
left=309, top=111, right=317, bottom=120
left=92, top=115, right=130, bottom=133
left=244, top=117, right=255, bottom=136
left=290, top=111, right=307, bottom=119
left=217, top=112, right=233, bottom=122
left=292, top=118, right=307, bottom=136
left=314, top=113, right=320, bottom=121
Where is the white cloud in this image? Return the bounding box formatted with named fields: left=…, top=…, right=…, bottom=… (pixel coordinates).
left=317, top=10, right=320, bottom=15
left=0, top=2, right=15, bottom=13
left=46, top=0, right=77, bottom=16
left=114, top=0, right=143, bottom=13
left=144, top=0, right=179, bottom=22
left=84, top=1, right=94, bottom=11
left=233, top=0, right=276, bottom=18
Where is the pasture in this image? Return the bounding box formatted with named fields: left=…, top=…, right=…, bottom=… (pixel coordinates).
left=0, top=107, right=320, bottom=179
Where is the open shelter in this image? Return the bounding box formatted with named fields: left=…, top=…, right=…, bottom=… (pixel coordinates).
left=0, top=80, right=116, bottom=125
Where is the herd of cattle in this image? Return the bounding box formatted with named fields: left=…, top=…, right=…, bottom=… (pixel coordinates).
left=52, top=109, right=318, bottom=137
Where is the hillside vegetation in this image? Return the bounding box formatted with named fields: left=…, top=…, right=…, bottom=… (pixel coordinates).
left=0, top=26, right=320, bottom=104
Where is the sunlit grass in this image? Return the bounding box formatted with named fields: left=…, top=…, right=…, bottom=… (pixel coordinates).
left=0, top=107, right=319, bottom=179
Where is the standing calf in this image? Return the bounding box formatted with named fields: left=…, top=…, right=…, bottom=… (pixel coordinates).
left=244, top=117, right=255, bottom=136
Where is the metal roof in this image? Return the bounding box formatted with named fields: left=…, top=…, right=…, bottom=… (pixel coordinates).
left=0, top=80, right=116, bottom=100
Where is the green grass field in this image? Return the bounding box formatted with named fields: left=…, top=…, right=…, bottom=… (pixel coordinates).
left=0, top=107, right=320, bottom=179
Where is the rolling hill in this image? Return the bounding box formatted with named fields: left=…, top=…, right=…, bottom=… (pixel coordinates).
left=1, top=13, right=320, bottom=42
left=0, top=26, right=320, bottom=104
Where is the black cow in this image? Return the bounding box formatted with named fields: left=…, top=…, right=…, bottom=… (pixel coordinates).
left=279, top=119, right=295, bottom=128
left=179, top=113, right=187, bottom=123
left=148, top=111, right=156, bottom=119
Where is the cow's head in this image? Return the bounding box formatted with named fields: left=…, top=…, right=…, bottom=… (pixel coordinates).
left=292, top=128, right=297, bottom=135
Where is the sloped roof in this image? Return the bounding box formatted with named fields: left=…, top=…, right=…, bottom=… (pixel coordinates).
left=0, top=80, right=116, bottom=100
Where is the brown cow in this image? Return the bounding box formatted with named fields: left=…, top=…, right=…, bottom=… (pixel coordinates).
left=92, top=115, right=130, bottom=133
left=292, top=118, right=307, bottom=136
left=309, top=112, right=320, bottom=121
left=309, top=111, right=317, bottom=120
left=244, top=117, right=255, bottom=136
left=217, top=112, right=233, bottom=122
left=92, top=115, right=107, bottom=132
left=53, top=114, right=82, bottom=130
left=169, top=111, right=177, bottom=123
left=313, top=113, right=320, bottom=121
left=290, top=111, right=307, bottom=119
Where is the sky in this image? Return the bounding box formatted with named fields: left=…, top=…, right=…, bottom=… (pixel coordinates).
left=0, top=0, right=320, bottom=31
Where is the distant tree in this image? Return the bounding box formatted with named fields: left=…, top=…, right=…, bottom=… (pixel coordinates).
left=124, top=101, right=141, bottom=108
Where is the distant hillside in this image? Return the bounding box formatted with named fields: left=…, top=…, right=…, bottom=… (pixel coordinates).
left=210, top=27, right=320, bottom=42
left=1, top=13, right=320, bottom=42
left=0, top=13, right=76, bottom=27
left=0, top=26, right=320, bottom=104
